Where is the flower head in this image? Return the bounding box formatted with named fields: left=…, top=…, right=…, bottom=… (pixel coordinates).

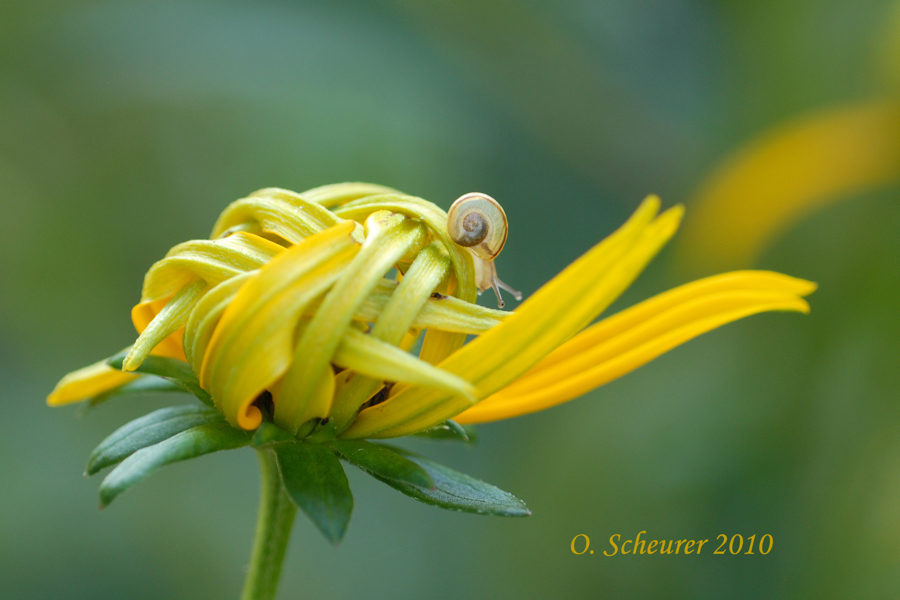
left=49, top=183, right=815, bottom=442
left=47, top=181, right=816, bottom=554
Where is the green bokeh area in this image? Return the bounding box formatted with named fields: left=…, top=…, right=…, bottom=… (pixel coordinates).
left=2, top=1, right=899, bottom=598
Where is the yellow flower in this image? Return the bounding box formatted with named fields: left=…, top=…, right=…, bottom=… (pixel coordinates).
left=48, top=184, right=815, bottom=440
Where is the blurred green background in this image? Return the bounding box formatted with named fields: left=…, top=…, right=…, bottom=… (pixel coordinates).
left=2, top=0, right=899, bottom=598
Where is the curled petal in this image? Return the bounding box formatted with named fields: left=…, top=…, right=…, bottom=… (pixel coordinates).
left=130, top=232, right=285, bottom=363
left=330, top=241, right=452, bottom=428
left=335, top=195, right=477, bottom=301
left=201, top=221, right=363, bottom=430
left=336, top=194, right=480, bottom=365
left=124, top=280, right=207, bottom=371
left=182, top=271, right=256, bottom=374
left=211, top=189, right=344, bottom=243
left=297, top=182, right=402, bottom=208
left=275, top=212, right=428, bottom=435
left=138, top=232, right=284, bottom=307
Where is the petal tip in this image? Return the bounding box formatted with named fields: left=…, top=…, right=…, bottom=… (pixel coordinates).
left=794, top=298, right=812, bottom=314
left=641, top=193, right=662, bottom=208
left=660, top=203, right=686, bottom=228
left=798, top=280, right=818, bottom=296
left=237, top=404, right=263, bottom=430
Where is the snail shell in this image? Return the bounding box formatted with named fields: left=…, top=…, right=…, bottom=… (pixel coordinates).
left=447, top=193, right=521, bottom=308
left=447, top=193, right=508, bottom=261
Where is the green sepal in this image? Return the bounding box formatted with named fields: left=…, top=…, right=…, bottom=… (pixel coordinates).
left=106, top=351, right=214, bottom=407
left=78, top=376, right=185, bottom=414
left=411, top=420, right=477, bottom=444
left=98, top=421, right=251, bottom=507
left=272, top=441, right=353, bottom=544
left=87, top=404, right=222, bottom=475
left=373, top=449, right=530, bottom=517
left=251, top=422, right=297, bottom=447
left=329, top=440, right=434, bottom=489
left=304, top=418, right=339, bottom=443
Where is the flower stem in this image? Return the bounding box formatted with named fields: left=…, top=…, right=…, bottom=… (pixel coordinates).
left=241, top=448, right=297, bottom=600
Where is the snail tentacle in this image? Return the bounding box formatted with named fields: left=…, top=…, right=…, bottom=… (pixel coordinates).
left=495, top=276, right=523, bottom=301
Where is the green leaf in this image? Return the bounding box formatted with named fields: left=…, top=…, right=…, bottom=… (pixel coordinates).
left=87, top=405, right=223, bottom=475
left=411, top=420, right=477, bottom=444
left=373, top=449, right=530, bottom=517
left=329, top=440, right=434, bottom=489
left=106, top=351, right=213, bottom=407
left=251, top=422, right=297, bottom=447
left=79, top=376, right=186, bottom=414
left=98, top=421, right=251, bottom=507
left=273, top=441, right=353, bottom=543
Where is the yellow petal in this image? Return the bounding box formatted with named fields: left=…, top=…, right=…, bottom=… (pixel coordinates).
left=182, top=271, right=255, bottom=374
left=130, top=233, right=284, bottom=361
left=210, top=190, right=345, bottom=243
left=417, top=329, right=466, bottom=366
left=334, top=194, right=478, bottom=304
left=336, top=194, right=480, bottom=367
left=370, top=242, right=451, bottom=342
left=295, top=182, right=402, bottom=208
left=129, top=296, right=186, bottom=360
left=47, top=358, right=138, bottom=406
left=282, top=278, right=507, bottom=336
left=343, top=195, right=683, bottom=439
left=46, top=340, right=194, bottom=406
left=410, top=293, right=507, bottom=334
left=138, top=232, right=284, bottom=307
left=329, top=241, right=452, bottom=427
left=201, top=221, right=362, bottom=430
left=678, top=100, right=900, bottom=271
left=123, top=279, right=207, bottom=371
left=275, top=212, right=428, bottom=434
left=526, top=270, right=816, bottom=376
left=336, top=279, right=507, bottom=334
left=456, top=279, right=814, bottom=424
left=333, top=328, right=476, bottom=402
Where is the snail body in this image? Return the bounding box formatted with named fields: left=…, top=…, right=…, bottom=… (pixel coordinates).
left=447, top=193, right=522, bottom=308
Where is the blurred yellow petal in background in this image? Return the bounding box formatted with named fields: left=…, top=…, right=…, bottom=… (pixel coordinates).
left=678, top=100, right=900, bottom=271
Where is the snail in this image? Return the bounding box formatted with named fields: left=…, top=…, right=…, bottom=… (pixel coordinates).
left=447, top=193, right=522, bottom=308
